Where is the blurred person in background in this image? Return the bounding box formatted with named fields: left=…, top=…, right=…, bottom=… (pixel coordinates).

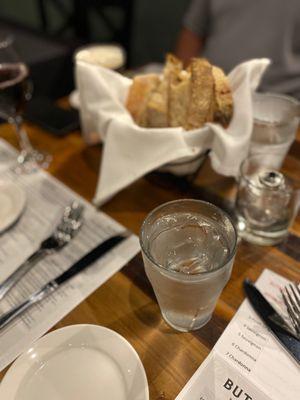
left=175, top=0, right=300, bottom=99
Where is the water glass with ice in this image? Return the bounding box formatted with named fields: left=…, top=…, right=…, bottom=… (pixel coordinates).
left=140, top=200, right=237, bottom=332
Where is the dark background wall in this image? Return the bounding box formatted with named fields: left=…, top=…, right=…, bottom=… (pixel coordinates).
left=0, top=0, right=190, bottom=67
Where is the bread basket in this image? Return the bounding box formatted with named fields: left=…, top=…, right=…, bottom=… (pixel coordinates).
left=75, top=57, right=271, bottom=205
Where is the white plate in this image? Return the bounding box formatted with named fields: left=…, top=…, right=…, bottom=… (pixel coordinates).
left=0, top=325, right=149, bottom=400
left=0, top=182, right=26, bottom=233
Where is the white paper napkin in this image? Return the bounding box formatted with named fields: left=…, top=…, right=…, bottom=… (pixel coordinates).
left=76, top=58, right=270, bottom=205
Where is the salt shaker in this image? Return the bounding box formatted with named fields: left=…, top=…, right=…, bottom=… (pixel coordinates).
left=235, top=153, right=298, bottom=245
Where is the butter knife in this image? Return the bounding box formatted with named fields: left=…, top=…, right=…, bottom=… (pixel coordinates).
left=244, top=279, right=300, bottom=365
left=0, top=233, right=128, bottom=330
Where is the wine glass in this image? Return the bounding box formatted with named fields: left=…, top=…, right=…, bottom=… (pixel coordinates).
left=0, top=33, right=51, bottom=173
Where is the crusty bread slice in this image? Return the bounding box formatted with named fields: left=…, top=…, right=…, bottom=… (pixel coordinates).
left=146, top=79, right=168, bottom=127
left=168, top=70, right=191, bottom=127
left=164, top=53, right=183, bottom=80
left=212, top=66, right=233, bottom=127
left=126, top=74, right=160, bottom=126
left=184, top=58, right=214, bottom=130
left=145, top=54, right=183, bottom=128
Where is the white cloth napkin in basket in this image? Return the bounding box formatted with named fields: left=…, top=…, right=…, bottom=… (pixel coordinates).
left=76, top=58, right=270, bottom=205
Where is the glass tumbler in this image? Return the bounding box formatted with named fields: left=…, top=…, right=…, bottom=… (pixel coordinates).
left=140, top=199, right=237, bottom=332
left=235, top=153, right=298, bottom=245
left=250, top=92, right=299, bottom=168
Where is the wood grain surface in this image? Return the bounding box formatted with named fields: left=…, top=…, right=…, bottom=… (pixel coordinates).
left=0, top=118, right=299, bottom=399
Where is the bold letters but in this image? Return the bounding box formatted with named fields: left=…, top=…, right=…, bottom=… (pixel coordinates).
left=223, top=379, right=253, bottom=400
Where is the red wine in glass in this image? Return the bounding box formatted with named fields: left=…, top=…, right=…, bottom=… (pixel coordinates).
left=0, top=62, right=29, bottom=117
left=0, top=35, right=51, bottom=172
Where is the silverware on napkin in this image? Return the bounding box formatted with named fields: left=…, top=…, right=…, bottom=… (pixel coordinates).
left=0, top=232, right=128, bottom=330
left=0, top=201, right=84, bottom=301
left=244, top=279, right=300, bottom=365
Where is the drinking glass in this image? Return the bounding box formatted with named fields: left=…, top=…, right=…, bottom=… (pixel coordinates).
left=0, top=33, right=51, bottom=172
left=140, top=199, right=237, bottom=332
left=235, top=153, right=298, bottom=245
left=249, top=92, right=299, bottom=168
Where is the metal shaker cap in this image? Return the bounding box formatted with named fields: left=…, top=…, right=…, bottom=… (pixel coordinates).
left=258, top=170, right=285, bottom=189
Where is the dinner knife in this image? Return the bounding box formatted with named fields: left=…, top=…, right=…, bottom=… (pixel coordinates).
left=244, top=279, right=300, bottom=365
left=0, top=233, right=128, bottom=331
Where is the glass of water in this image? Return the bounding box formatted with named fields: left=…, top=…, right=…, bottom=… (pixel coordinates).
left=235, top=153, right=298, bottom=245
left=140, top=199, right=237, bottom=332
left=250, top=92, right=299, bottom=168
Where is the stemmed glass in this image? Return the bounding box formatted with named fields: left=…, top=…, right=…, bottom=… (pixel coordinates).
left=0, top=33, right=51, bottom=173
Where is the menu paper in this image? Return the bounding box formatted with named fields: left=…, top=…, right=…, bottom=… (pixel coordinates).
left=176, top=269, right=300, bottom=400
left=0, top=139, right=140, bottom=372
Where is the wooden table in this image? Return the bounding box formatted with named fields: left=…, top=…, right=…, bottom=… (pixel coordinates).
left=0, top=119, right=299, bottom=399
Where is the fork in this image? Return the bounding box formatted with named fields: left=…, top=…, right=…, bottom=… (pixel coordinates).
left=281, top=282, right=300, bottom=336
left=0, top=201, right=84, bottom=301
